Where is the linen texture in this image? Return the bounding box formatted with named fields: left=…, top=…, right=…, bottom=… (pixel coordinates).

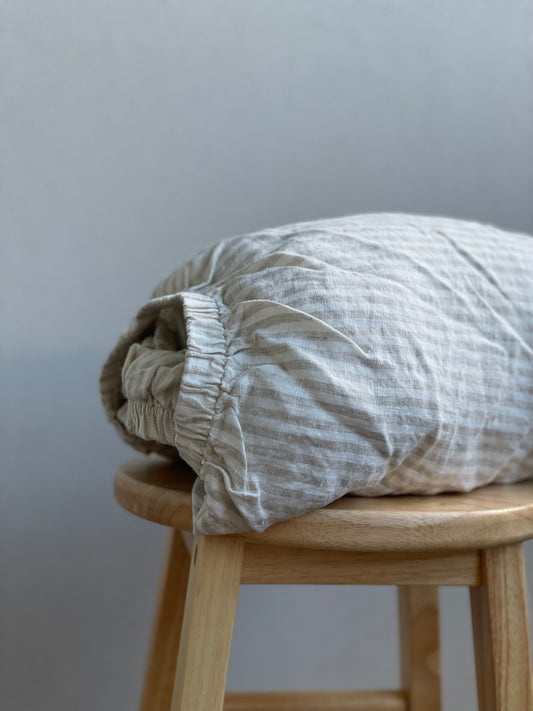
left=99, top=213, right=533, bottom=534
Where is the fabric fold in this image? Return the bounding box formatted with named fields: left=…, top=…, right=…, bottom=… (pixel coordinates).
left=99, top=289, right=254, bottom=532
left=172, top=292, right=226, bottom=471
left=99, top=290, right=226, bottom=459
left=99, top=213, right=533, bottom=536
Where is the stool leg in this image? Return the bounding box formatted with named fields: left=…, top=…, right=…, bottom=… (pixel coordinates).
left=170, top=535, right=245, bottom=711
left=470, top=543, right=531, bottom=711
left=141, top=528, right=191, bottom=711
left=398, top=586, right=441, bottom=710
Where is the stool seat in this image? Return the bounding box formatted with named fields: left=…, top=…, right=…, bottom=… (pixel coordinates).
left=114, top=455, right=533, bottom=710
left=115, top=455, right=533, bottom=552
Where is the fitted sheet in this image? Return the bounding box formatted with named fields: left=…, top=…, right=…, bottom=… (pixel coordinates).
left=99, top=213, right=533, bottom=534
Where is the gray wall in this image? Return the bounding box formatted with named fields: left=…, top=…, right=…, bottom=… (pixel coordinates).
left=3, top=1, right=533, bottom=709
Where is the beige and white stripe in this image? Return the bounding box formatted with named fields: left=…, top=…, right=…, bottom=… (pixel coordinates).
left=99, top=213, right=533, bottom=534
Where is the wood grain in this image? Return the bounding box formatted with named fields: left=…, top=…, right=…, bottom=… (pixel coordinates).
left=171, top=535, right=244, bottom=711
left=114, top=457, right=533, bottom=711
left=241, top=543, right=480, bottom=585
left=470, top=543, right=532, bottom=710
left=140, top=529, right=191, bottom=711
left=115, top=456, right=533, bottom=552
left=223, top=689, right=407, bottom=710
left=398, top=587, right=441, bottom=711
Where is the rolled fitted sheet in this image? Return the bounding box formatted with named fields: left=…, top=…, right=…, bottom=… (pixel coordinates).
left=99, top=213, right=533, bottom=535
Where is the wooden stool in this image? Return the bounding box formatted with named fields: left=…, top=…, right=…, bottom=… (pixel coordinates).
left=115, top=456, right=533, bottom=711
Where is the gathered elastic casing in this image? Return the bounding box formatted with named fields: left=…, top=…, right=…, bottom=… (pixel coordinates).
left=99, top=213, right=533, bottom=535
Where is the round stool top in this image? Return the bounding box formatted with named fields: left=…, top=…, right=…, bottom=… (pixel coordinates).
left=114, top=456, right=533, bottom=552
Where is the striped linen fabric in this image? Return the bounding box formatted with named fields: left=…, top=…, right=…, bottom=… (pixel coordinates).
left=99, top=213, right=533, bottom=535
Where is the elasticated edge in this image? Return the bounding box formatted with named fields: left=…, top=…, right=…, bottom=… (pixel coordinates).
left=173, top=292, right=254, bottom=534
left=99, top=291, right=191, bottom=460
left=99, top=289, right=253, bottom=534
left=99, top=291, right=226, bottom=469
left=171, top=291, right=226, bottom=470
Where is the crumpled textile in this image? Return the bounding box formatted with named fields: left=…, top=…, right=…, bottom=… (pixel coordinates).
left=99, top=213, right=533, bottom=535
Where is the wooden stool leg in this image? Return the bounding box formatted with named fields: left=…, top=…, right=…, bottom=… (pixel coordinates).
left=398, top=586, right=441, bottom=711
left=141, top=528, right=191, bottom=711
left=470, top=543, right=532, bottom=711
left=170, top=535, right=245, bottom=711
